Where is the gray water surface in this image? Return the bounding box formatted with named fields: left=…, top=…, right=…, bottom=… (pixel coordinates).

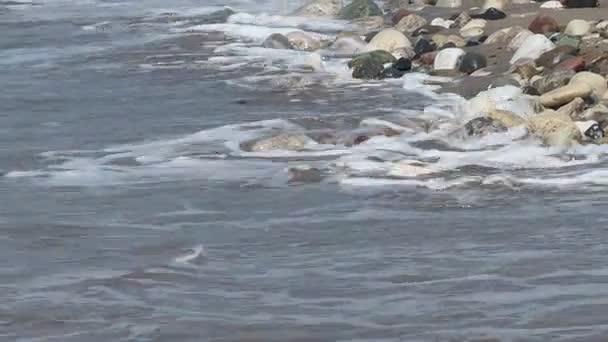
left=2, top=1, right=608, bottom=341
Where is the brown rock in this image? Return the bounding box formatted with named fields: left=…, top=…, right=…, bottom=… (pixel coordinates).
left=528, top=14, right=560, bottom=34
left=391, top=9, right=412, bottom=25
left=419, top=51, right=438, bottom=65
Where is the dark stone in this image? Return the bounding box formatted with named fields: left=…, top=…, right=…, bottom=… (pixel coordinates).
left=471, top=7, right=506, bottom=21
left=338, top=0, right=383, bottom=20
left=464, top=117, right=507, bottom=136
left=465, top=40, right=481, bottom=47
left=354, top=135, right=370, bottom=144
left=364, top=31, right=380, bottom=43
left=414, top=38, right=436, bottom=56
left=262, top=33, right=294, bottom=49
left=459, top=52, right=487, bottom=74
left=528, top=14, right=560, bottom=34
left=562, top=0, right=598, bottom=8
left=536, top=46, right=579, bottom=68
left=583, top=123, right=604, bottom=140
left=522, top=86, right=541, bottom=96
left=382, top=57, right=412, bottom=78
left=349, top=50, right=398, bottom=80
left=412, top=25, right=443, bottom=37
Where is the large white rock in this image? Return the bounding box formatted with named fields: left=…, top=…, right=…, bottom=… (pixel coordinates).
left=507, top=29, right=534, bottom=51
left=510, top=34, right=555, bottom=64
left=366, top=28, right=412, bottom=52
left=435, top=0, right=462, bottom=7
left=564, top=19, right=592, bottom=37
left=482, top=0, right=511, bottom=10
left=433, top=48, right=465, bottom=70
left=540, top=0, right=563, bottom=8
left=292, top=0, right=343, bottom=17
left=527, top=111, right=582, bottom=146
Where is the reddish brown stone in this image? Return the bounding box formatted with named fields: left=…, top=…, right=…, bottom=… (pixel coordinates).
left=528, top=14, right=560, bottom=34
left=419, top=51, right=438, bottom=65
left=391, top=9, right=412, bottom=25
left=555, top=57, right=586, bottom=72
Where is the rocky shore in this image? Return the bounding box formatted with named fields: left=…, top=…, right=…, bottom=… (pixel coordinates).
left=250, top=0, right=608, bottom=153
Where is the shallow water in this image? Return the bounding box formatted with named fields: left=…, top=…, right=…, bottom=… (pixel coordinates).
left=2, top=1, right=608, bottom=341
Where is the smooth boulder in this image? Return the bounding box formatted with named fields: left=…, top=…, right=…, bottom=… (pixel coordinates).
left=367, top=28, right=412, bottom=53
left=569, top=71, right=608, bottom=96
left=338, top=0, right=382, bottom=20
left=539, top=83, right=593, bottom=108
left=434, top=47, right=465, bottom=70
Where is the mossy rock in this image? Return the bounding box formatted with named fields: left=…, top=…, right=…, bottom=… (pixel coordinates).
left=339, top=0, right=383, bottom=20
